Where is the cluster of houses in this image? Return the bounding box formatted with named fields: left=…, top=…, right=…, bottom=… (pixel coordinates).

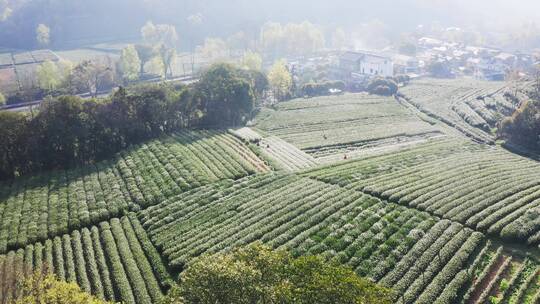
left=333, top=37, right=537, bottom=84
left=415, top=37, right=535, bottom=81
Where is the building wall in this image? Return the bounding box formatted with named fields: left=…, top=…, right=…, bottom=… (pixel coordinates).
left=339, top=53, right=394, bottom=78
left=359, top=59, right=394, bottom=77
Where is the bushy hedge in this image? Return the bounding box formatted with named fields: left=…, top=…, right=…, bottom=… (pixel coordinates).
left=301, top=81, right=346, bottom=97
left=367, top=77, right=398, bottom=96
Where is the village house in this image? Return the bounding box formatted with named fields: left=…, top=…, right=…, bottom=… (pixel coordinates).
left=338, top=51, right=394, bottom=80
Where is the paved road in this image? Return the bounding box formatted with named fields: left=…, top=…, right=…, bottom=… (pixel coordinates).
left=1, top=75, right=198, bottom=113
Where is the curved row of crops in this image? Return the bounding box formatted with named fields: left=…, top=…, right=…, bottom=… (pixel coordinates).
left=0, top=130, right=267, bottom=254
left=138, top=173, right=494, bottom=303
left=0, top=214, right=171, bottom=304
left=400, top=78, right=510, bottom=143
left=304, top=137, right=540, bottom=245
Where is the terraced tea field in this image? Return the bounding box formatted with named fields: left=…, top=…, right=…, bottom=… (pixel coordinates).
left=253, top=93, right=445, bottom=159
left=400, top=79, right=515, bottom=143
left=2, top=80, right=540, bottom=304
left=138, top=173, right=540, bottom=304
left=305, top=137, right=540, bottom=244
left=0, top=130, right=267, bottom=253
left=0, top=215, right=171, bottom=304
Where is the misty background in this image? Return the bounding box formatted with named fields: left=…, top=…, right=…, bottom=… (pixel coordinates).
left=1, top=0, right=540, bottom=50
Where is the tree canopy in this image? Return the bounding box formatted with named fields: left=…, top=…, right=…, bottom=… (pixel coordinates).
left=161, top=243, right=394, bottom=304
left=195, top=63, right=254, bottom=126
left=120, top=45, right=142, bottom=82
left=37, top=60, right=62, bottom=92
left=268, top=59, right=292, bottom=102
left=36, top=23, right=50, bottom=47
left=499, top=98, right=540, bottom=150
left=15, top=272, right=111, bottom=304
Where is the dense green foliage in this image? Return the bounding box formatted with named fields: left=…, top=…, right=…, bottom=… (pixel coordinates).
left=14, top=271, right=111, bottom=304
left=301, top=80, right=345, bottom=97
left=499, top=99, right=540, bottom=150
left=0, top=63, right=259, bottom=180
left=194, top=63, right=255, bottom=126
left=367, top=77, right=398, bottom=96
left=162, top=243, right=394, bottom=304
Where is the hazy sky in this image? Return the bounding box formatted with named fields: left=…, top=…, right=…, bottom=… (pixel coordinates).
left=178, top=0, right=540, bottom=32
left=411, top=0, right=540, bottom=27
left=3, top=0, right=540, bottom=49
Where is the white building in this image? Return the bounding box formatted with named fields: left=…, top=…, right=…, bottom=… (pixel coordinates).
left=339, top=51, right=394, bottom=78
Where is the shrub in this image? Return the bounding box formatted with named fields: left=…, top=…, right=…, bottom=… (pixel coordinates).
left=301, top=81, right=345, bottom=97
left=367, top=78, right=398, bottom=96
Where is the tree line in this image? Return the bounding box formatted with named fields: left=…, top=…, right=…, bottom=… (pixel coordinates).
left=0, top=63, right=266, bottom=180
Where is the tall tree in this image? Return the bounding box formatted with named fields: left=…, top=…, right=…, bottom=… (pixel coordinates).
left=159, top=45, right=176, bottom=79
left=119, top=45, right=141, bottom=82
left=0, top=111, right=28, bottom=179
left=268, top=59, right=292, bottom=102
left=187, top=13, right=203, bottom=74
left=332, top=28, right=347, bottom=50
left=36, top=24, right=50, bottom=47
left=195, top=63, right=254, bottom=126
left=37, top=60, right=61, bottom=92
left=134, top=44, right=155, bottom=76
left=141, top=21, right=178, bottom=79
left=147, top=56, right=166, bottom=78
left=260, top=21, right=325, bottom=59
left=141, top=21, right=178, bottom=48
left=57, top=59, right=74, bottom=91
